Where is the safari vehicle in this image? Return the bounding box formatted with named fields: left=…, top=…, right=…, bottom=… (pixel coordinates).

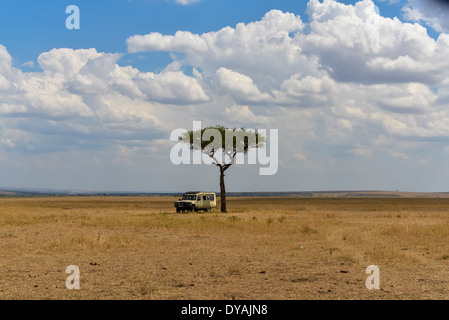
left=174, top=191, right=217, bottom=213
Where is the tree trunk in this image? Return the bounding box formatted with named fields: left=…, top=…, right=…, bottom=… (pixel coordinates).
left=219, top=166, right=227, bottom=213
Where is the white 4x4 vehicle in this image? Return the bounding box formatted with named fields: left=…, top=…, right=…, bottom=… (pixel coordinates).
left=174, top=192, right=217, bottom=213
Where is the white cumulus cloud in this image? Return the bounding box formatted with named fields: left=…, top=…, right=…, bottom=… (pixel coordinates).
left=3, top=0, right=449, bottom=192
left=403, top=0, right=449, bottom=33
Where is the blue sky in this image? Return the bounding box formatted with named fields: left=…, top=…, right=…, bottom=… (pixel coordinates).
left=1, top=0, right=410, bottom=70
left=1, top=0, right=307, bottom=68
left=1, top=0, right=449, bottom=193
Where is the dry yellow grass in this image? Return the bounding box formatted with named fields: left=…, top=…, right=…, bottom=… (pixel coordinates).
left=1, top=196, right=449, bottom=299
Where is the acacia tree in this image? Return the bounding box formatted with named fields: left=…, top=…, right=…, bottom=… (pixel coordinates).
left=181, top=125, right=265, bottom=213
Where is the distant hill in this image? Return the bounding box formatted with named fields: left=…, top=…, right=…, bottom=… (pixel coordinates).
left=227, top=190, right=449, bottom=198
left=1, top=189, right=449, bottom=198
left=0, top=189, right=178, bottom=197
left=0, top=189, right=58, bottom=197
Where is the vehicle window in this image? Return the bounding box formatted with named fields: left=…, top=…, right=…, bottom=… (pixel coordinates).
left=197, top=196, right=201, bottom=201
left=203, top=195, right=207, bottom=200
left=182, top=195, right=196, bottom=200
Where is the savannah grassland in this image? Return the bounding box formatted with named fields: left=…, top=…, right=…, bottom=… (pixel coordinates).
left=1, top=195, right=449, bottom=300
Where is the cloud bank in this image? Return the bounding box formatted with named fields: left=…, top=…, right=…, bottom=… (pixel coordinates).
left=2, top=0, right=449, bottom=191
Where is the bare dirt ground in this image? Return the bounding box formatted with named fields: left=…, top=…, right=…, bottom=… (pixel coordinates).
left=1, top=196, right=449, bottom=300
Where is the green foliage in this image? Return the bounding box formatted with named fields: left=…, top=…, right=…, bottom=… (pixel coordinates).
left=180, top=125, right=265, bottom=164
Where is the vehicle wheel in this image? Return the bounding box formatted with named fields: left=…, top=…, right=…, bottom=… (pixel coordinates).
left=191, top=205, right=196, bottom=212
left=206, top=207, right=211, bottom=212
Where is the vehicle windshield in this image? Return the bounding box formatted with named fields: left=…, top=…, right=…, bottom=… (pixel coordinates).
left=182, top=194, right=197, bottom=200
